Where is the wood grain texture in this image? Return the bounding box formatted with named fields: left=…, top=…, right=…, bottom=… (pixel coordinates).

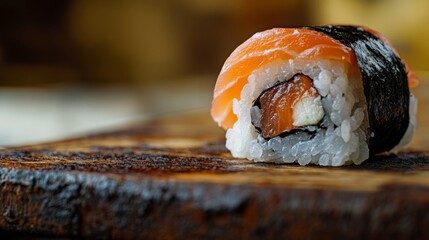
left=0, top=82, right=429, bottom=239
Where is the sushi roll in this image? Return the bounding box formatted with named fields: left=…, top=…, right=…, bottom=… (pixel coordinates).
left=211, top=25, right=418, bottom=166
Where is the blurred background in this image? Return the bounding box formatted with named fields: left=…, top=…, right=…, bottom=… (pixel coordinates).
left=0, top=0, right=428, bottom=146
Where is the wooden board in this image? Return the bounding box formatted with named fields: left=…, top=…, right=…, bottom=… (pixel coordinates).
left=0, top=108, right=429, bottom=239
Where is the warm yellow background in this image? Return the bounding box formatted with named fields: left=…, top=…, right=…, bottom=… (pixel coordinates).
left=0, top=0, right=427, bottom=145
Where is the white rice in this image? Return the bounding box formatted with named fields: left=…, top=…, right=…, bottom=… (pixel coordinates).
left=225, top=59, right=369, bottom=166
left=225, top=59, right=417, bottom=166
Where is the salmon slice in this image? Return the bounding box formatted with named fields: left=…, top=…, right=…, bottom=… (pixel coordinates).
left=254, top=74, right=323, bottom=139
left=211, top=28, right=356, bottom=130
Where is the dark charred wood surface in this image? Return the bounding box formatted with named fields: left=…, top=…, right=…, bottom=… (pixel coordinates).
left=1, top=112, right=429, bottom=239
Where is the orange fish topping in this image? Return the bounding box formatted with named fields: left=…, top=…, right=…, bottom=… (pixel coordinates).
left=211, top=28, right=356, bottom=130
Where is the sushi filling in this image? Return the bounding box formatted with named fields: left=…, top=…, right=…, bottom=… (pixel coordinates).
left=251, top=74, right=324, bottom=139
